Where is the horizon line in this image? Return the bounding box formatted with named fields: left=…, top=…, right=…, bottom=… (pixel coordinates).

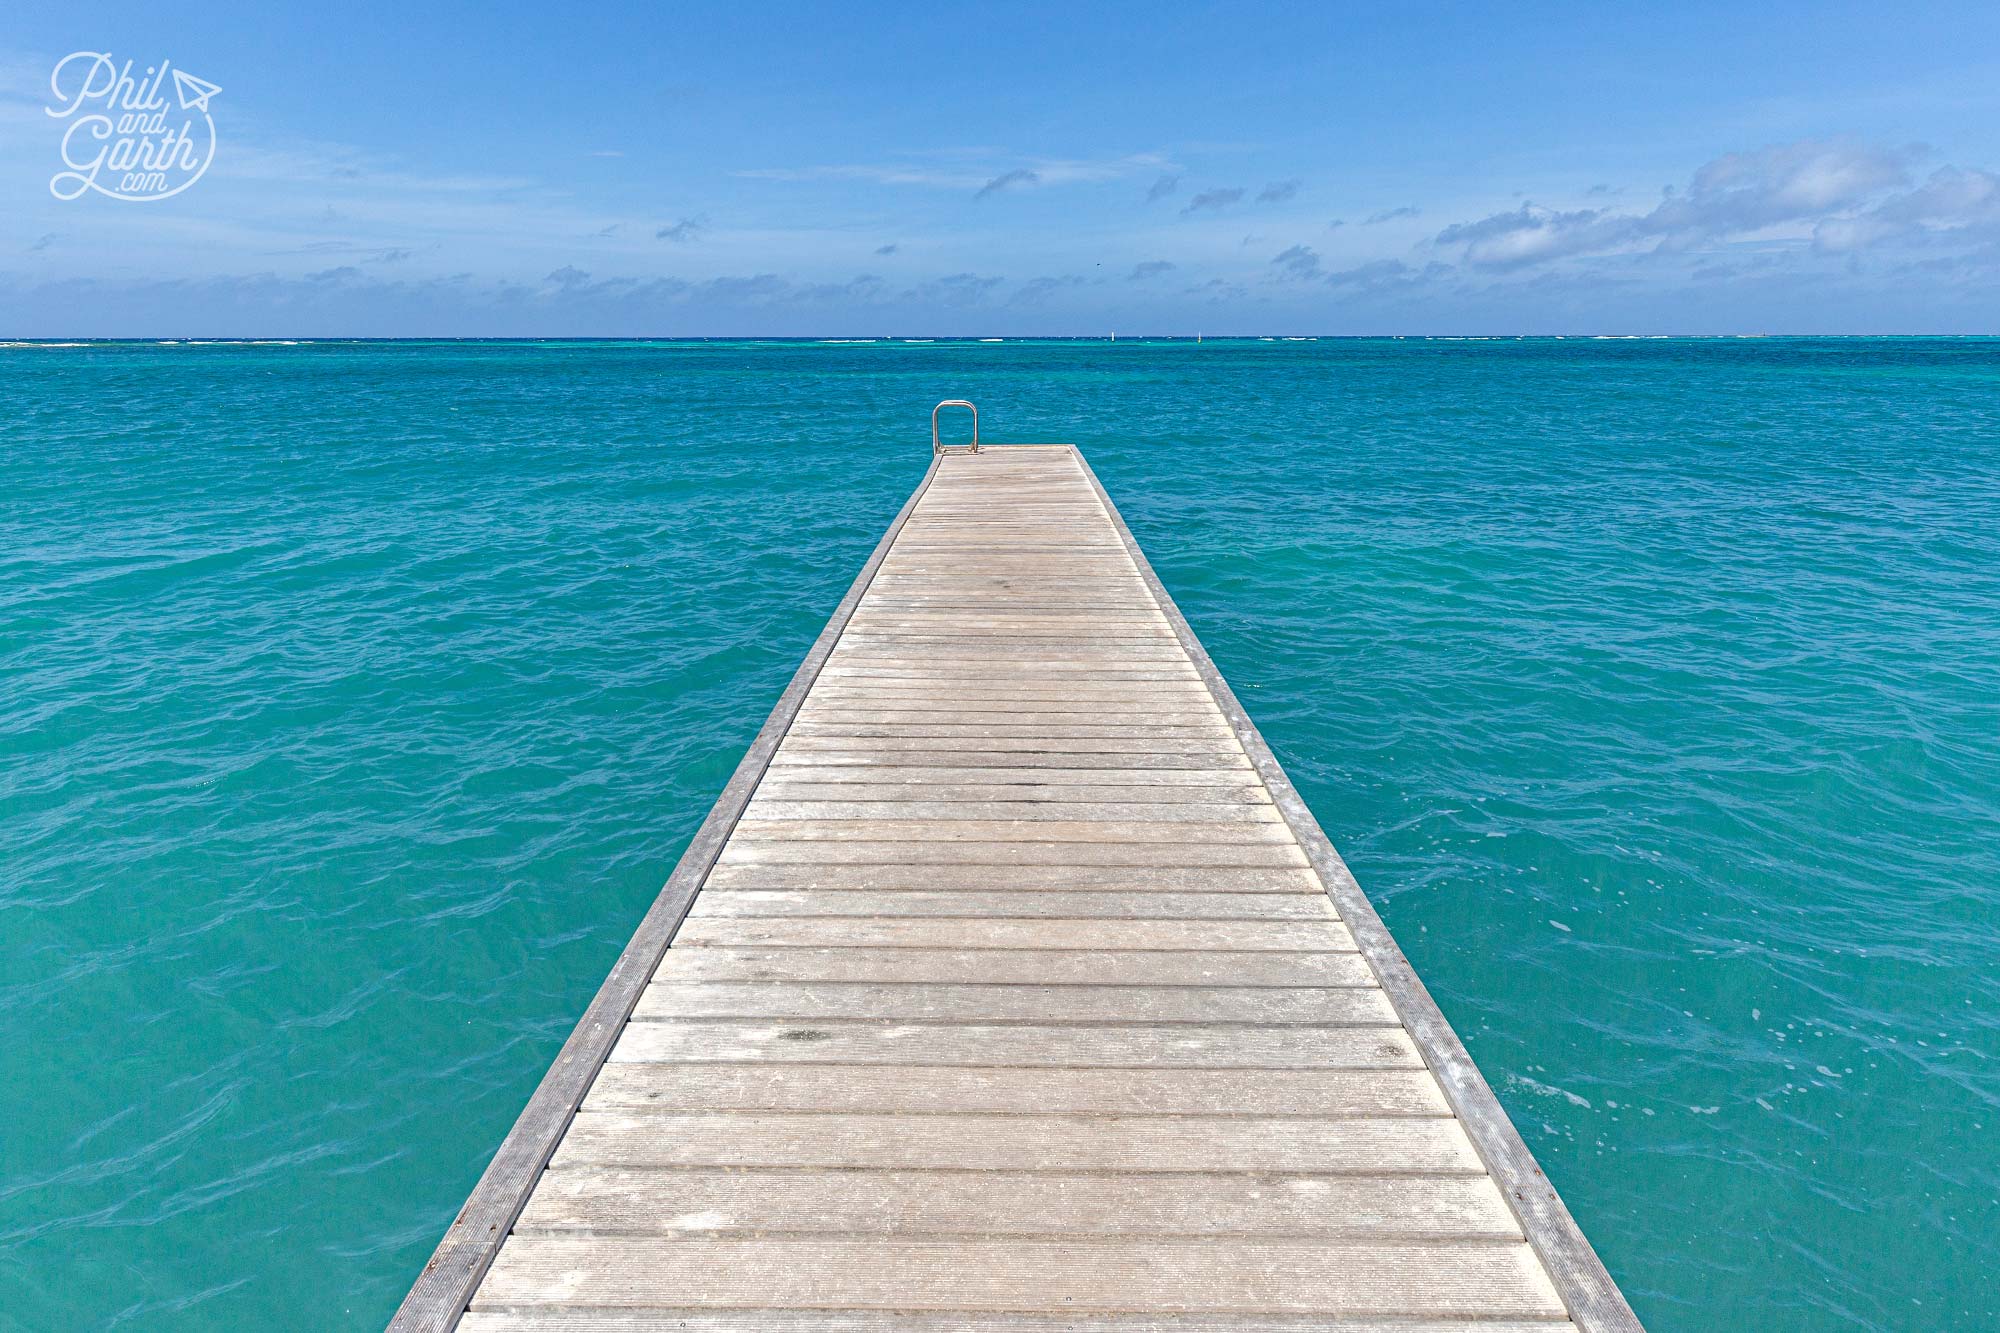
left=9, top=332, right=1999, bottom=344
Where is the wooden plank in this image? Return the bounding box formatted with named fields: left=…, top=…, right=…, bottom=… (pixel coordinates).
left=805, top=684, right=1216, bottom=698
left=829, top=644, right=1195, bottom=658
left=633, top=983, right=1394, bottom=1025
left=755, top=764, right=1270, bottom=787
left=610, top=1019, right=1418, bottom=1067
left=701, top=863, right=1324, bottom=891
left=820, top=652, right=1193, bottom=663
left=796, top=695, right=1215, bottom=707
left=835, top=632, right=1189, bottom=646
left=849, top=609, right=1168, bottom=620
left=822, top=658, right=1194, bottom=668
left=837, top=635, right=1184, bottom=647
left=844, top=614, right=1172, bottom=626
left=854, top=598, right=1164, bottom=609
left=792, top=711, right=1229, bottom=727
left=472, top=1235, right=1565, bottom=1316
left=851, top=606, right=1168, bottom=616
left=670, top=919, right=1351, bottom=951
left=800, top=660, right=1200, bottom=676
left=749, top=782, right=1274, bottom=804
left=581, top=1064, right=1450, bottom=1116
left=844, top=578, right=1168, bottom=588
left=817, top=662, right=1194, bottom=674
left=802, top=692, right=1215, bottom=706
left=803, top=690, right=1214, bottom=706
left=550, top=1111, right=1487, bottom=1174
left=775, top=736, right=1251, bottom=755
left=756, top=764, right=1256, bottom=784
left=793, top=710, right=1228, bottom=725
left=804, top=680, right=1209, bottom=692
left=713, top=842, right=1310, bottom=868
left=464, top=1312, right=1567, bottom=1333
left=685, top=891, right=1333, bottom=920
left=725, top=818, right=1295, bottom=843
left=648, top=947, right=1377, bottom=988
left=785, top=724, right=1237, bottom=739
left=513, top=1167, right=1521, bottom=1238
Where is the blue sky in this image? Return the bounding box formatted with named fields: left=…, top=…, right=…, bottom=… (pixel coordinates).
left=5, top=1, right=1999, bottom=335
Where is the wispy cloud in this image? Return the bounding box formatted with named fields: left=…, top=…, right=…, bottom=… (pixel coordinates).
left=1270, top=244, right=1320, bottom=280
left=1011, top=274, right=1087, bottom=307
left=1318, top=259, right=1454, bottom=298
left=874, top=242, right=899, bottom=255
left=735, top=163, right=978, bottom=187
left=737, top=152, right=1172, bottom=194
left=699, top=274, right=793, bottom=303
left=1182, top=187, right=1245, bottom=216
left=1146, top=175, right=1180, bottom=203
left=1364, top=205, right=1421, bottom=224
left=656, top=216, right=707, bottom=242
left=1184, top=276, right=1249, bottom=303
left=975, top=169, right=1039, bottom=199
left=1180, top=182, right=1299, bottom=214
left=912, top=272, right=1005, bottom=304
left=1128, top=260, right=1177, bottom=280
left=262, top=240, right=427, bottom=264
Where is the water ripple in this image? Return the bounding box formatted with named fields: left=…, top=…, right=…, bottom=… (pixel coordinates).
left=2, top=338, right=1997, bottom=1330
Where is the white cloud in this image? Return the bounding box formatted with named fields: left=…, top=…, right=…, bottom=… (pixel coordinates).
left=1436, top=205, right=1617, bottom=268
left=1434, top=138, right=1986, bottom=270
left=1814, top=165, right=2000, bottom=252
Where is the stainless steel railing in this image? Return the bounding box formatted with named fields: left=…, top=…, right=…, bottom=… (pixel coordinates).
left=931, top=399, right=979, bottom=455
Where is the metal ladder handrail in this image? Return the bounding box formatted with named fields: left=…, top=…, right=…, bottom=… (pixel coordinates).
left=931, top=400, right=979, bottom=455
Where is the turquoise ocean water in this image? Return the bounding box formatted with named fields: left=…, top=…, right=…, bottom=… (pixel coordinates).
left=2, top=337, right=1996, bottom=1329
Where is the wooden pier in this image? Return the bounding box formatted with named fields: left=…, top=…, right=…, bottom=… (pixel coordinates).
left=395, top=437, right=1640, bottom=1331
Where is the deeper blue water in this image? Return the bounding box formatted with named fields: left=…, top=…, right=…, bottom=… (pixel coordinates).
left=2, top=337, right=1996, bottom=1330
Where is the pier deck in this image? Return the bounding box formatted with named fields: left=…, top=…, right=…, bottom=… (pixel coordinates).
left=397, top=444, right=1638, bottom=1331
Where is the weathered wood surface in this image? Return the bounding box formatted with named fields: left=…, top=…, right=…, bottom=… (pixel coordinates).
left=429, top=446, right=1634, bottom=1329
left=463, top=1317, right=1569, bottom=1333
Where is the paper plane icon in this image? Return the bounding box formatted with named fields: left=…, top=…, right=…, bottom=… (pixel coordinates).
left=172, top=68, right=221, bottom=112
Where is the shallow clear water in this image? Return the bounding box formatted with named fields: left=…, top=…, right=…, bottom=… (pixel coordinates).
left=2, top=337, right=1996, bottom=1330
